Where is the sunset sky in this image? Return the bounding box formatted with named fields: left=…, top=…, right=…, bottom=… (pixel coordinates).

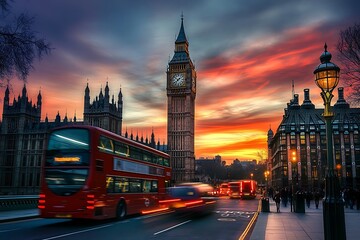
left=2, top=0, right=360, bottom=164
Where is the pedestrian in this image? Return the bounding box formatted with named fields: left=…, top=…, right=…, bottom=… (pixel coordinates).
left=343, top=188, right=349, bottom=208
left=306, top=191, right=312, bottom=208
left=281, top=188, right=288, bottom=207
left=349, top=188, right=356, bottom=209
left=314, top=191, right=320, bottom=209
left=356, top=189, right=360, bottom=210
left=268, top=187, right=274, bottom=199
left=274, top=191, right=281, bottom=213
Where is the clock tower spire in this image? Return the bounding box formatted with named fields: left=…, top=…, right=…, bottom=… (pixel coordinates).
left=167, top=15, right=196, bottom=183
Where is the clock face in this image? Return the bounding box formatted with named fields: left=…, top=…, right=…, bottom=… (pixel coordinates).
left=171, top=73, right=185, bottom=87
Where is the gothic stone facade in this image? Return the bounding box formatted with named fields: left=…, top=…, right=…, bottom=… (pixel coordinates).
left=0, top=83, right=123, bottom=194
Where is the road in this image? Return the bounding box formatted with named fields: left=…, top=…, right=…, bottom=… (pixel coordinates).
left=0, top=197, right=259, bottom=240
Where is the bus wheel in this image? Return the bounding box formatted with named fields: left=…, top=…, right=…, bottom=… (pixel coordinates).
left=116, top=200, right=126, bottom=220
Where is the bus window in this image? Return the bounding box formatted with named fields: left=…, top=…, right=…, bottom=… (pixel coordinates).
left=48, top=129, right=89, bottom=151
left=46, top=129, right=90, bottom=166
left=156, top=157, right=163, bottom=166
left=45, top=169, right=88, bottom=196
left=114, top=142, right=129, bottom=157
left=163, top=158, right=170, bottom=167
left=119, top=178, right=129, bottom=193
left=143, top=180, right=151, bottom=193
left=98, top=136, right=114, bottom=153
left=151, top=181, right=158, bottom=192
left=129, top=179, right=142, bottom=193
left=143, top=153, right=152, bottom=162
left=114, top=177, right=128, bottom=193
left=106, top=176, right=114, bottom=193
left=129, top=146, right=143, bottom=161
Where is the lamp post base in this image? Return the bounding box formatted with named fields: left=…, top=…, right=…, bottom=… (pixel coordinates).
left=323, top=171, right=346, bottom=240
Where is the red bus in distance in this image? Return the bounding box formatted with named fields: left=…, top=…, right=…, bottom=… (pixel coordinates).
left=38, top=125, right=171, bottom=220
left=228, top=180, right=257, bottom=199
left=239, top=179, right=257, bottom=199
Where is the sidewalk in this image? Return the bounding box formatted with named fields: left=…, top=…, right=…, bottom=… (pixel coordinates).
left=0, top=209, right=39, bottom=223
left=250, top=199, right=360, bottom=240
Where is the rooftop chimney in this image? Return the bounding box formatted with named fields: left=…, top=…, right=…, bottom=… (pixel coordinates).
left=334, top=87, right=349, bottom=109
left=301, top=89, right=315, bottom=109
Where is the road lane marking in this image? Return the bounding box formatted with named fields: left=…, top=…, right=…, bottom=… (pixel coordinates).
left=42, top=224, right=113, bottom=240
left=217, top=218, right=236, bottom=222
left=238, top=199, right=262, bottom=240
left=215, top=210, right=254, bottom=218
left=153, top=220, right=192, bottom=235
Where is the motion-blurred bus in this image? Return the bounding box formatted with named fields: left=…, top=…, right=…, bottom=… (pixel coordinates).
left=228, top=181, right=241, bottom=198
left=219, top=183, right=229, bottom=196
left=38, top=125, right=171, bottom=220
left=229, top=180, right=257, bottom=199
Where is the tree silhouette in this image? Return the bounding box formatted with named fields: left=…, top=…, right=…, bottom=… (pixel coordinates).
left=337, top=22, right=360, bottom=105
left=0, top=0, right=51, bottom=84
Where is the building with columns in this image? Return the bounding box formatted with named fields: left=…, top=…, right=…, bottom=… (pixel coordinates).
left=268, top=87, right=360, bottom=191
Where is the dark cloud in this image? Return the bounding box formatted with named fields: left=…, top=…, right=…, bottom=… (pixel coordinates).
left=2, top=0, right=359, bottom=161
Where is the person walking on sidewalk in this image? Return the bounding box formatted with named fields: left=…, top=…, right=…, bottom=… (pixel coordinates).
left=306, top=191, right=312, bottom=208
left=314, top=190, right=320, bottom=209
left=274, top=191, right=281, bottom=212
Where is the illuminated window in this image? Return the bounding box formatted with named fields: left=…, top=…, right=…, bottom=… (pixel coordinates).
left=310, top=132, right=316, bottom=144
left=300, top=132, right=305, bottom=145
left=290, top=132, right=296, bottom=145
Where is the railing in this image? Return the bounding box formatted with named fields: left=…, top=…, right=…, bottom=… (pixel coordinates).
left=0, top=195, right=38, bottom=211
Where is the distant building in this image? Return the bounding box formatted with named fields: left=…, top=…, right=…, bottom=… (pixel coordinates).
left=0, top=83, right=162, bottom=195
left=238, top=159, right=257, bottom=168
left=268, top=88, right=360, bottom=191
left=195, top=155, right=222, bottom=183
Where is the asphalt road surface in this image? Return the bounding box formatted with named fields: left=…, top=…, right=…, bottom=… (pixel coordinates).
left=0, top=196, right=259, bottom=240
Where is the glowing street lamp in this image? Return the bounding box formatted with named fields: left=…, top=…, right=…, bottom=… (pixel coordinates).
left=314, top=43, right=346, bottom=240
left=263, top=171, right=270, bottom=198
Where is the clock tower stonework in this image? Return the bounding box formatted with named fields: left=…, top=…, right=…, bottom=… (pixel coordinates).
left=167, top=17, right=196, bottom=183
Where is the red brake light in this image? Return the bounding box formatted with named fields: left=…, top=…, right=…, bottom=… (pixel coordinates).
left=38, top=193, right=46, bottom=209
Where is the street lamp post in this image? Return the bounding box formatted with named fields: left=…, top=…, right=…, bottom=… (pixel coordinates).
left=264, top=171, right=269, bottom=196
left=336, top=163, right=342, bottom=187
left=314, top=43, right=346, bottom=240
left=291, top=150, right=296, bottom=212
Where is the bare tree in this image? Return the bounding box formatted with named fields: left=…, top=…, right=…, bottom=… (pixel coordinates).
left=0, top=0, right=51, bottom=84
left=257, top=150, right=266, bottom=163
left=337, top=22, right=360, bottom=105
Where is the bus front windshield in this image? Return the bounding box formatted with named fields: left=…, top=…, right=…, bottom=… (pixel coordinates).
left=45, top=128, right=90, bottom=196
left=46, top=128, right=90, bottom=166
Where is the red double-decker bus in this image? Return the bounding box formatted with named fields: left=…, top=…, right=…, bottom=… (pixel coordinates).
left=239, top=179, right=257, bottom=199
left=38, top=125, right=171, bottom=220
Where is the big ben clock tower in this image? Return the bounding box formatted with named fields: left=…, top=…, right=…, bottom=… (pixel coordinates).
left=167, top=16, right=196, bottom=183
